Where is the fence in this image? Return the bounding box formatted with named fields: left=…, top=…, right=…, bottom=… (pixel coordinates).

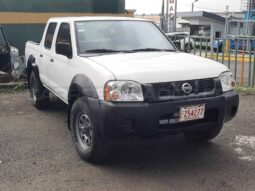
left=168, top=34, right=255, bottom=87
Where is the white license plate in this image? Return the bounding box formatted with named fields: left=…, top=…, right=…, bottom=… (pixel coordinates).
left=180, top=104, right=205, bottom=122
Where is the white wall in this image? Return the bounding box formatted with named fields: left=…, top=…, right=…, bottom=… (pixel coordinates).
left=211, top=22, right=225, bottom=38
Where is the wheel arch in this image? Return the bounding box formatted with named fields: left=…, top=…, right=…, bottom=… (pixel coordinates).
left=27, top=55, right=39, bottom=89
left=67, top=74, right=99, bottom=130
left=68, top=74, right=99, bottom=106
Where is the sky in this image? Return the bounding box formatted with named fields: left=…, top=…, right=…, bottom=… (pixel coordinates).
left=126, top=0, right=242, bottom=14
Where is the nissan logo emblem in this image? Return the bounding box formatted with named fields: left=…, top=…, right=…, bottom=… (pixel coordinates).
left=182, top=83, right=193, bottom=94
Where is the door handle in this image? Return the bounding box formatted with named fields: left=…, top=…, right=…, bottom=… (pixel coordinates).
left=50, top=58, right=54, bottom=63
left=40, top=54, right=43, bottom=58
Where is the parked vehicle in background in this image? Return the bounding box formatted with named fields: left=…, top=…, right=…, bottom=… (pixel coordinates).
left=166, top=32, right=194, bottom=53
left=213, top=39, right=224, bottom=52
left=0, top=26, right=19, bottom=82
left=25, top=17, right=239, bottom=163
left=213, top=38, right=255, bottom=53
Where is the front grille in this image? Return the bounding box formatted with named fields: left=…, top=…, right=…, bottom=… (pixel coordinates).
left=152, top=78, right=215, bottom=97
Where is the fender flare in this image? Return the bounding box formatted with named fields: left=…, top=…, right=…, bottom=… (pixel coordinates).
left=68, top=74, right=99, bottom=106
left=67, top=74, right=99, bottom=130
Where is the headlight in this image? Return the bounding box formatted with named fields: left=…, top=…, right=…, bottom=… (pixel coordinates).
left=219, top=72, right=236, bottom=92
left=104, top=81, right=144, bottom=102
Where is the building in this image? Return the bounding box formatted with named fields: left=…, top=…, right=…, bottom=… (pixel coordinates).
left=136, top=11, right=226, bottom=38
left=177, top=11, right=225, bottom=38
left=0, top=0, right=130, bottom=54
left=242, top=0, right=255, bottom=19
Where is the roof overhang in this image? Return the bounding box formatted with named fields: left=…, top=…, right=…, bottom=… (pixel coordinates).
left=177, top=11, right=225, bottom=23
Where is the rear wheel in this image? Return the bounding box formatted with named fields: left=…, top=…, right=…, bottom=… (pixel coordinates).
left=29, top=71, right=49, bottom=109
left=70, top=97, right=110, bottom=163
left=184, top=122, right=223, bottom=142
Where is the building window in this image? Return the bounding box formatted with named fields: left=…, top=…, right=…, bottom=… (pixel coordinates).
left=215, top=32, right=221, bottom=38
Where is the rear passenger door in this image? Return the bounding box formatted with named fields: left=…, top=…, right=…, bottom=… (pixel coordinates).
left=48, top=23, right=73, bottom=102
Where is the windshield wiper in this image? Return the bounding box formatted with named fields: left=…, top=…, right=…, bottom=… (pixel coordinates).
left=85, top=49, right=124, bottom=53
left=132, top=48, right=176, bottom=52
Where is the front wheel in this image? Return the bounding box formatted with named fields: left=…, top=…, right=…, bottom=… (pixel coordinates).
left=70, top=97, right=110, bottom=163
left=184, top=122, right=223, bottom=142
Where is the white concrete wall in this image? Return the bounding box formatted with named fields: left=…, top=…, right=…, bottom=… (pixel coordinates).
left=211, top=21, right=225, bottom=38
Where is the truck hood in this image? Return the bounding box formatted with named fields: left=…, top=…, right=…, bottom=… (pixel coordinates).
left=88, top=52, right=228, bottom=83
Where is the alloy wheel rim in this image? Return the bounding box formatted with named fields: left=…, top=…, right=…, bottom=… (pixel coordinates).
left=76, top=113, right=92, bottom=149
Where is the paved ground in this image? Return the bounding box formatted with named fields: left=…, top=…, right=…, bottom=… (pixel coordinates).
left=0, top=92, right=255, bottom=191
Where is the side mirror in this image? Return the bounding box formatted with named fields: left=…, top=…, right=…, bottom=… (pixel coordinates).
left=56, top=42, right=72, bottom=58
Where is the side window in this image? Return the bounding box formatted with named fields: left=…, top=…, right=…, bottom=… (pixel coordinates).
left=55, top=23, right=72, bottom=58
left=44, top=23, right=57, bottom=49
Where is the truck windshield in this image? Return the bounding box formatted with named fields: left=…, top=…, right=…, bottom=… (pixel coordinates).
left=75, top=20, right=175, bottom=54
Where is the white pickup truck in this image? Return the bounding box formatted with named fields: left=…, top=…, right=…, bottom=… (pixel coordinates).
left=25, top=17, right=239, bottom=163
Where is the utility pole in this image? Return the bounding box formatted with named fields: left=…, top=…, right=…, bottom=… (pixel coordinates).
left=166, top=0, right=169, bottom=32
left=173, top=0, right=177, bottom=32
left=192, top=0, right=199, bottom=12
left=160, top=0, right=165, bottom=31
left=225, top=5, right=229, bottom=37
left=247, top=0, right=251, bottom=20
left=247, top=0, right=251, bottom=36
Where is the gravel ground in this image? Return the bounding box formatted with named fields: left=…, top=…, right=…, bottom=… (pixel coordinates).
left=0, top=91, right=255, bottom=191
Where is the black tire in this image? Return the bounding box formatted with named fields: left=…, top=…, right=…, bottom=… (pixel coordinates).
left=70, top=97, right=110, bottom=163
left=184, top=122, right=223, bottom=142
left=184, top=43, right=193, bottom=53
left=29, top=71, right=49, bottom=110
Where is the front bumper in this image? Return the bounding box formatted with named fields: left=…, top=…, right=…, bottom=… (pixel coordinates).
left=89, top=91, right=239, bottom=138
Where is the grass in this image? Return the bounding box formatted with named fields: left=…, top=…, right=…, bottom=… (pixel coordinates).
left=235, top=85, right=255, bottom=95
left=0, top=82, right=27, bottom=93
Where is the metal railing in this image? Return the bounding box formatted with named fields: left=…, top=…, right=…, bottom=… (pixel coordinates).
left=170, top=34, right=255, bottom=87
